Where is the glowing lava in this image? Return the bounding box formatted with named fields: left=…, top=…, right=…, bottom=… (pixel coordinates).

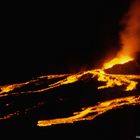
left=0, top=55, right=139, bottom=127
left=103, top=55, right=134, bottom=69
left=37, top=95, right=140, bottom=127
left=0, top=57, right=139, bottom=96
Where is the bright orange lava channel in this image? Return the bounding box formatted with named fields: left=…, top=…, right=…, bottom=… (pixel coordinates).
left=103, top=55, right=134, bottom=69
left=37, top=95, right=140, bottom=127
left=0, top=56, right=140, bottom=127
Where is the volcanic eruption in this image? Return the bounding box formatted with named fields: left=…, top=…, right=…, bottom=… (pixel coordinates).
left=103, top=0, right=140, bottom=70
left=0, top=0, right=140, bottom=129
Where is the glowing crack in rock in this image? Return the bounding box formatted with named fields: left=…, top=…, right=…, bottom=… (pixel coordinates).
left=37, top=95, right=140, bottom=127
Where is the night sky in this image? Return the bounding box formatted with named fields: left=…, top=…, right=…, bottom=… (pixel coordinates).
left=1, top=0, right=132, bottom=82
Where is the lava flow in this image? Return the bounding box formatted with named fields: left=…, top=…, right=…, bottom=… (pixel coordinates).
left=103, top=55, right=134, bottom=69
left=36, top=56, right=140, bottom=127
left=37, top=95, right=140, bottom=127
left=0, top=55, right=140, bottom=126
left=0, top=0, right=140, bottom=127
left=0, top=55, right=139, bottom=96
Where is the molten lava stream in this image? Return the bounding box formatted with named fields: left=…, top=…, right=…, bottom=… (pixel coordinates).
left=0, top=53, right=139, bottom=95
left=0, top=54, right=139, bottom=127
left=0, top=67, right=140, bottom=96
left=0, top=0, right=140, bottom=128
left=37, top=95, right=140, bottom=127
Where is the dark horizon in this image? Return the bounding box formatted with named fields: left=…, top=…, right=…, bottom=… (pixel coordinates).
left=1, top=0, right=133, bottom=82
left=0, top=1, right=140, bottom=139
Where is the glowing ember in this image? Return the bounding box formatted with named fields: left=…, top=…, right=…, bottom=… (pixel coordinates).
left=37, top=95, right=140, bottom=127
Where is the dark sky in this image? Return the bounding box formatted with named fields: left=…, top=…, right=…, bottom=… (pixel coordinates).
left=1, top=0, right=132, bottom=82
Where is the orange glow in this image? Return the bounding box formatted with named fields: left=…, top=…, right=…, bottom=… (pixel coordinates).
left=0, top=0, right=140, bottom=128
left=103, top=55, right=134, bottom=69
left=0, top=57, right=139, bottom=126
left=0, top=63, right=140, bottom=96
left=120, top=0, right=140, bottom=59
left=37, top=95, right=140, bottom=127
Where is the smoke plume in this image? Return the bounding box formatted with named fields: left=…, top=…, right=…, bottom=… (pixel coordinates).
left=119, top=0, right=140, bottom=58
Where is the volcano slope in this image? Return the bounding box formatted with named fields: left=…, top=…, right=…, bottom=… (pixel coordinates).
left=0, top=60, right=140, bottom=139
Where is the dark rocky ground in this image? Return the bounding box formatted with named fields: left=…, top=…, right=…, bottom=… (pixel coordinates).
left=1, top=1, right=139, bottom=139
left=0, top=73, right=139, bottom=140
